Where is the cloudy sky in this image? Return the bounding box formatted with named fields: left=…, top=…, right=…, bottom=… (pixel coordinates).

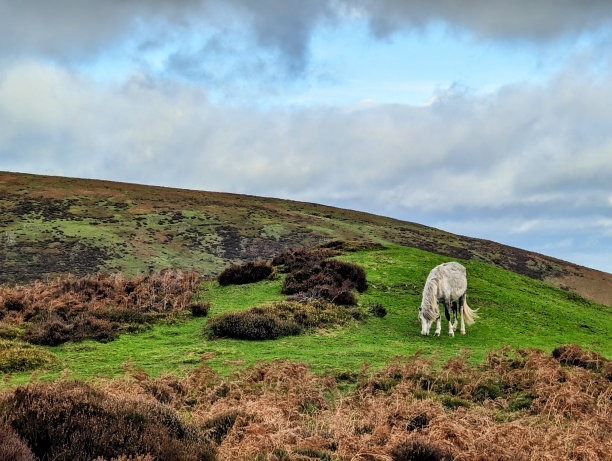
left=1, top=1, right=611, bottom=273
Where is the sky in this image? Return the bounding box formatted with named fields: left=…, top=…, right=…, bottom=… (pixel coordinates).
left=1, top=1, right=611, bottom=274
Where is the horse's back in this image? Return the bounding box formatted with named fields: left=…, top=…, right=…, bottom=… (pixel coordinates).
left=437, top=262, right=467, bottom=299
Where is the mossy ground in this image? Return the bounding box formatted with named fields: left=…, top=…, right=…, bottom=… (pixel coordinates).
left=3, top=245, right=609, bottom=387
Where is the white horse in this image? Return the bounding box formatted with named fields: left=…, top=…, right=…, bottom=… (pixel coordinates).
left=418, top=262, right=478, bottom=337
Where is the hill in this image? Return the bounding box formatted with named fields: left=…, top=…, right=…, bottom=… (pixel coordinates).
left=1, top=170, right=611, bottom=306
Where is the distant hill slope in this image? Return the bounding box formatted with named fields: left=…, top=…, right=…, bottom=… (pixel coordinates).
left=1, top=171, right=610, bottom=306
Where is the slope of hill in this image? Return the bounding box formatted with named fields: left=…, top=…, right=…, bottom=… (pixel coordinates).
left=1, top=171, right=611, bottom=306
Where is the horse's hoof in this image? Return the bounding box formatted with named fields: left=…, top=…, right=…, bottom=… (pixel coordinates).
left=460, top=331, right=466, bottom=335
left=434, top=332, right=440, bottom=337
left=449, top=332, right=454, bottom=337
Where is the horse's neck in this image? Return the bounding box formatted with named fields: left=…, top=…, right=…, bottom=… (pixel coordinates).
left=422, top=278, right=439, bottom=313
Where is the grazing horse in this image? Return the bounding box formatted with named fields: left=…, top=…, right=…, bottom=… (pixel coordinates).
left=418, top=262, right=478, bottom=337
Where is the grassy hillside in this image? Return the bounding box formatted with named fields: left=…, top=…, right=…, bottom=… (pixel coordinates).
left=4, top=244, right=609, bottom=387
left=1, top=244, right=610, bottom=460
left=1, top=171, right=611, bottom=306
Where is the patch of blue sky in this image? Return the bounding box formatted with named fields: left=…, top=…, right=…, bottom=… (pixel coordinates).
left=73, top=15, right=603, bottom=109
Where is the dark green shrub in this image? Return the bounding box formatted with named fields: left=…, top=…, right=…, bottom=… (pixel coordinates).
left=0, top=380, right=215, bottom=461
left=189, top=302, right=210, bottom=317
left=509, top=392, right=536, bottom=411
left=218, top=260, right=274, bottom=286
left=473, top=380, right=503, bottom=402
left=282, top=260, right=367, bottom=296
left=321, top=260, right=367, bottom=292
left=440, top=395, right=471, bottom=410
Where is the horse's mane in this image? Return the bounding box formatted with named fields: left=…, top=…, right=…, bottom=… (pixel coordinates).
left=421, top=271, right=440, bottom=322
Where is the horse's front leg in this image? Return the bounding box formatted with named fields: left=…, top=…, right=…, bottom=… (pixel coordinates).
left=452, top=301, right=458, bottom=331
left=434, top=316, right=441, bottom=336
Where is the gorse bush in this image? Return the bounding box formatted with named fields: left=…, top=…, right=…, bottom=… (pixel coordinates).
left=0, top=381, right=215, bottom=461
left=217, top=260, right=274, bottom=286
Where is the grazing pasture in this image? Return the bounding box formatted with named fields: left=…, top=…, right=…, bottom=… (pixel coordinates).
left=3, top=244, right=609, bottom=386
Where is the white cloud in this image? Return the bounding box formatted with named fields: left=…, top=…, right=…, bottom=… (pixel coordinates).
left=1, top=57, right=612, bottom=272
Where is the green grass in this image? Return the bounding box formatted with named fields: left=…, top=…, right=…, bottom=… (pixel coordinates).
left=2, top=245, right=610, bottom=387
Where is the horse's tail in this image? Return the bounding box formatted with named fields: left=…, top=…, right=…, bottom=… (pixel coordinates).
left=462, top=297, right=479, bottom=325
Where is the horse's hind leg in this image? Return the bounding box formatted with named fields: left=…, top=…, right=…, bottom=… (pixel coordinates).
left=459, top=294, right=466, bottom=334
left=444, top=298, right=454, bottom=337
left=451, top=301, right=458, bottom=331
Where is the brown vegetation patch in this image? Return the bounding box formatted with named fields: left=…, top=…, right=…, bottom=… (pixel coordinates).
left=0, top=380, right=215, bottom=461
left=217, top=260, right=274, bottom=286
left=0, top=268, right=201, bottom=346
left=20, top=344, right=602, bottom=460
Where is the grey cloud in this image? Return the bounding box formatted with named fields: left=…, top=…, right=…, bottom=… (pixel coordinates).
left=3, top=1, right=612, bottom=76
left=350, top=0, right=612, bottom=41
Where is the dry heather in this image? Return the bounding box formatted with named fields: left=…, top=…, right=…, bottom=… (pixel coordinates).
left=49, top=345, right=609, bottom=461
left=0, top=268, right=201, bottom=345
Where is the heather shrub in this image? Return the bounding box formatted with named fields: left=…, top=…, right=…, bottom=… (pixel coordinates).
left=202, top=411, right=242, bottom=444
left=272, top=248, right=336, bottom=273
left=390, top=438, right=454, bottom=461
left=207, top=308, right=301, bottom=340
left=0, top=424, right=34, bottom=461
left=368, top=302, right=387, bottom=317
left=218, top=260, right=274, bottom=286
left=206, top=301, right=355, bottom=340
left=72, top=315, right=119, bottom=343
left=318, top=239, right=385, bottom=252
left=0, top=381, right=215, bottom=461
left=0, top=339, right=57, bottom=373
left=189, top=302, right=210, bottom=317
left=23, top=319, right=72, bottom=346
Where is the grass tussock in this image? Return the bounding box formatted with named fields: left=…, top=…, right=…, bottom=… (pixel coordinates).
left=217, top=260, right=274, bottom=286
left=0, top=268, right=201, bottom=346
left=0, top=339, right=57, bottom=373
left=206, top=300, right=356, bottom=340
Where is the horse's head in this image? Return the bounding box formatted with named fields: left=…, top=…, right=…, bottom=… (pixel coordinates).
left=418, top=304, right=434, bottom=336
